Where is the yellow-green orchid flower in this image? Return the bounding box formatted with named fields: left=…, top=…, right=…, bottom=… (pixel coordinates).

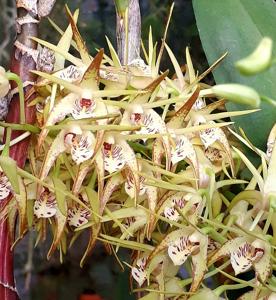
left=149, top=227, right=208, bottom=293
left=39, top=125, right=95, bottom=183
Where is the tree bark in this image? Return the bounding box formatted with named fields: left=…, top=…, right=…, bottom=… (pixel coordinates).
left=0, top=4, right=38, bottom=299
left=0, top=1, right=55, bottom=299
left=116, top=0, right=141, bottom=65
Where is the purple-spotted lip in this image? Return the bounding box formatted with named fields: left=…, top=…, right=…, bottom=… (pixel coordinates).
left=130, top=112, right=143, bottom=123
left=103, top=142, right=112, bottom=151
left=80, top=98, right=95, bottom=109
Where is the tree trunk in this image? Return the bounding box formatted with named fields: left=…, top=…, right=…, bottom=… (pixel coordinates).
left=0, top=1, right=55, bottom=299
left=116, top=0, right=141, bottom=65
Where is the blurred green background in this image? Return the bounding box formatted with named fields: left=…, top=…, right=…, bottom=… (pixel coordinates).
left=0, top=0, right=207, bottom=299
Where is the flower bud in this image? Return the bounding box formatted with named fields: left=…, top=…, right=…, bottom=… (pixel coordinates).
left=211, top=84, right=260, bottom=108
left=0, top=66, right=10, bottom=98
left=236, top=37, right=273, bottom=75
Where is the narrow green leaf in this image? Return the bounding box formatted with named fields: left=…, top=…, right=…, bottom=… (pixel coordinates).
left=52, top=176, right=67, bottom=216
left=0, top=157, right=20, bottom=194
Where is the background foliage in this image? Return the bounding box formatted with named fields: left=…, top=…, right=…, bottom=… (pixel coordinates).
left=193, top=0, right=276, bottom=151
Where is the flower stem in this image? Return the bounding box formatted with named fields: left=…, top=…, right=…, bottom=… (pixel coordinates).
left=6, top=72, right=26, bottom=124
left=2, top=127, right=11, bottom=157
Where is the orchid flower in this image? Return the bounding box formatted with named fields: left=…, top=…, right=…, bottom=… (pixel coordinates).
left=191, top=115, right=234, bottom=176
left=208, top=237, right=271, bottom=283
left=98, top=132, right=141, bottom=204
left=157, top=191, right=203, bottom=225
left=36, top=49, right=106, bottom=148
left=131, top=252, right=184, bottom=299
left=68, top=203, right=91, bottom=228
left=149, top=227, right=208, bottom=292
left=39, top=125, right=95, bottom=182
left=101, top=133, right=137, bottom=172
left=66, top=190, right=91, bottom=228
left=34, top=187, right=57, bottom=218
left=121, top=211, right=148, bottom=240
left=124, top=161, right=158, bottom=237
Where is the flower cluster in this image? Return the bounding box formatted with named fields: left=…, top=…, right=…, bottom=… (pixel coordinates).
left=1, top=7, right=276, bottom=300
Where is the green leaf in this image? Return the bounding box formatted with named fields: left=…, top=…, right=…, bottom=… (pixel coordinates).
left=52, top=176, right=67, bottom=216
left=193, top=0, right=276, bottom=150
left=15, top=177, right=28, bottom=237
left=26, top=199, right=34, bottom=228
left=85, top=187, right=100, bottom=223
left=0, top=157, right=20, bottom=194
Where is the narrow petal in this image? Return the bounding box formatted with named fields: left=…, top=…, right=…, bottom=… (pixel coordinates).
left=38, top=92, right=79, bottom=149
left=266, top=124, right=276, bottom=160
left=190, top=233, right=208, bottom=292
left=39, top=130, right=70, bottom=181
left=101, top=173, right=124, bottom=214
left=253, top=240, right=271, bottom=283
left=47, top=206, right=67, bottom=259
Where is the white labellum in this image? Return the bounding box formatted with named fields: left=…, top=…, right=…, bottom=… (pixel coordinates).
left=131, top=257, right=147, bottom=286
left=0, top=172, right=12, bottom=200
left=168, top=236, right=199, bottom=266
left=67, top=204, right=91, bottom=228
left=164, top=194, right=185, bottom=222
left=171, top=135, right=195, bottom=165
left=164, top=207, right=180, bottom=222
left=103, top=143, right=126, bottom=173
left=200, top=123, right=221, bottom=149
left=70, top=132, right=95, bottom=165
left=230, top=242, right=264, bottom=275
left=71, top=98, right=96, bottom=120
left=125, top=176, right=146, bottom=198
left=131, top=108, right=167, bottom=141
left=34, top=189, right=57, bottom=218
